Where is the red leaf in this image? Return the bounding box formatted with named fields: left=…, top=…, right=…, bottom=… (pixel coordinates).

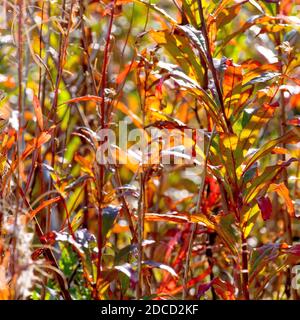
left=257, top=196, right=272, bottom=221
left=31, top=248, right=45, bottom=261
left=287, top=117, right=300, bottom=127
left=286, top=244, right=300, bottom=256
left=155, top=77, right=164, bottom=99
left=40, top=231, right=57, bottom=245
left=281, top=244, right=300, bottom=256
left=212, top=277, right=236, bottom=300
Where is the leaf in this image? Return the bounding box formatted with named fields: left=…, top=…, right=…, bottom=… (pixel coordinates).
left=191, top=214, right=239, bottom=258
left=242, top=63, right=280, bottom=84
left=245, top=72, right=280, bottom=86
left=145, top=212, right=189, bottom=224
left=149, top=29, right=204, bottom=85
left=116, top=61, right=138, bottom=84
left=249, top=0, right=265, bottom=14
left=102, top=206, right=120, bottom=239
left=33, top=95, right=44, bottom=131
left=147, top=210, right=238, bottom=258
left=160, top=268, right=212, bottom=296
left=190, top=214, right=216, bottom=230
left=243, top=158, right=296, bottom=203
left=177, top=24, right=208, bottom=64
left=257, top=196, right=272, bottom=221
left=115, top=263, right=137, bottom=282
left=27, top=197, right=61, bottom=221
left=222, top=60, right=243, bottom=116
left=219, top=133, right=239, bottom=184
left=242, top=204, right=260, bottom=238
left=143, top=260, right=178, bottom=278
left=155, top=61, right=227, bottom=131
left=146, top=119, right=188, bottom=130
left=218, top=15, right=289, bottom=53
left=59, top=95, right=103, bottom=107
left=269, top=183, right=295, bottom=217
left=66, top=185, right=84, bottom=213
left=116, top=0, right=134, bottom=5
left=236, top=103, right=278, bottom=165
left=290, top=94, right=300, bottom=109
left=54, top=231, right=85, bottom=254
left=287, top=117, right=300, bottom=127
left=207, top=0, right=235, bottom=27
left=249, top=243, right=281, bottom=283
left=21, top=127, right=54, bottom=160
left=281, top=244, right=300, bottom=256
left=215, top=2, right=243, bottom=29
left=212, top=277, right=236, bottom=300
left=134, top=0, right=177, bottom=25
left=74, top=228, right=97, bottom=250
left=243, top=129, right=300, bottom=173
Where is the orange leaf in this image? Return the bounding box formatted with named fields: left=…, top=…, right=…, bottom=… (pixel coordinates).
left=116, top=61, right=138, bottom=84
left=59, top=95, right=103, bottom=106
left=115, top=101, right=143, bottom=128
left=33, top=95, right=44, bottom=131
left=223, top=59, right=243, bottom=100
left=271, top=147, right=288, bottom=155
left=290, top=94, right=300, bottom=109
left=269, top=183, right=295, bottom=217
left=21, top=127, right=54, bottom=160
left=144, top=212, right=189, bottom=223
left=27, top=196, right=61, bottom=221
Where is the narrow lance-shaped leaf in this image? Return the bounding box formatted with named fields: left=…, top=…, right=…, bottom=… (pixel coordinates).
left=257, top=196, right=272, bottom=221
left=236, top=103, right=278, bottom=167
left=243, top=128, right=300, bottom=173
left=269, top=183, right=295, bottom=217
left=33, top=95, right=44, bottom=131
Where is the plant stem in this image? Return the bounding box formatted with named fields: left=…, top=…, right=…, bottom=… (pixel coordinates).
left=96, top=0, right=116, bottom=287
left=183, top=125, right=216, bottom=299
left=12, top=0, right=24, bottom=276
left=136, top=172, right=145, bottom=299
left=275, top=2, right=296, bottom=300
left=241, top=234, right=250, bottom=300
left=196, top=0, right=232, bottom=133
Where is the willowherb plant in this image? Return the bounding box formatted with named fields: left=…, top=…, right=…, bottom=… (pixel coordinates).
left=0, top=0, right=299, bottom=301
